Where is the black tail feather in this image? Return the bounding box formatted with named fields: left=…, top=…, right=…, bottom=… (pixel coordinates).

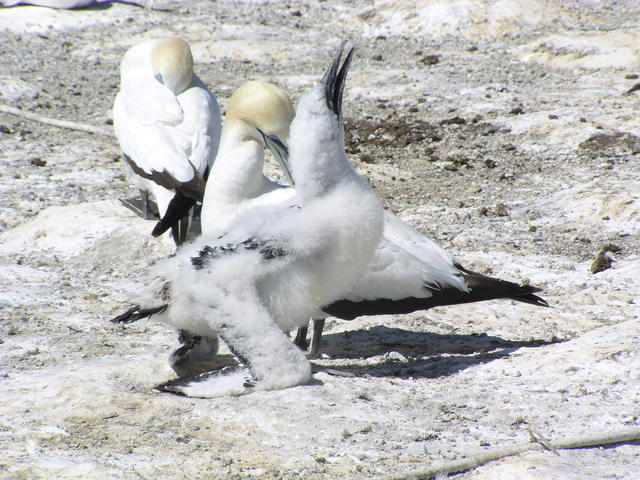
left=170, top=216, right=190, bottom=246
left=152, top=191, right=197, bottom=243
left=110, top=304, right=168, bottom=324
left=322, top=271, right=548, bottom=321
left=463, top=272, right=549, bottom=308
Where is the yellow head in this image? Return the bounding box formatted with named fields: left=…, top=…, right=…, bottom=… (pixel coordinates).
left=151, top=38, right=194, bottom=95
left=226, top=80, right=294, bottom=141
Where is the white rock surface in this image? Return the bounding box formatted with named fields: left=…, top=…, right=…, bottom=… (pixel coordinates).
left=1, top=1, right=639, bottom=479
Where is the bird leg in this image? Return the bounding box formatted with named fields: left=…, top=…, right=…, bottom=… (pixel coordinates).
left=168, top=330, right=224, bottom=378
left=308, top=318, right=326, bottom=359
left=293, top=325, right=309, bottom=351
left=119, top=189, right=160, bottom=220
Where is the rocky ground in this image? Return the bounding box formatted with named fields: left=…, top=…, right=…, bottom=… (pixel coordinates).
left=1, top=1, right=639, bottom=479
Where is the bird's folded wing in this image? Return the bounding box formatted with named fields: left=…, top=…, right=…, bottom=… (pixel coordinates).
left=113, top=84, right=204, bottom=195
left=172, top=84, right=221, bottom=176
left=382, top=210, right=462, bottom=273
left=181, top=76, right=222, bottom=175
left=341, top=236, right=466, bottom=302
left=122, top=77, right=183, bottom=126
left=212, top=190, right=300, bottom=245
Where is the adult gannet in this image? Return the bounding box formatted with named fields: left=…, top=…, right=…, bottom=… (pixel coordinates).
left=112, top=37, right=221, bottom=244
left=152, top=79, right=295, bottom=240
left=140, top=79, right=295, bottom=377
left=0, top=0, right=96, bottom=7
left=117, top=43, right=384, bottom=396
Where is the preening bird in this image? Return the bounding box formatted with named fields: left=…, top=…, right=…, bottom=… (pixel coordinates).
left=116, top=43, right=384, bottom=396
left=112, top=37, right=221, bottom=244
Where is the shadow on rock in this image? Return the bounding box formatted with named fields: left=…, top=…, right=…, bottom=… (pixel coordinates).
left=313, top=325, right=562, bottom=380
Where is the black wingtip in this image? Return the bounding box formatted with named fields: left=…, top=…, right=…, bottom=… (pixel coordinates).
left=322, top=41, right=355, bottom=119
left=110, top=304, right=168, bottom=324
left=322, top=272, right=550, bottom=321
left=511, top=292, right=550, bottom=308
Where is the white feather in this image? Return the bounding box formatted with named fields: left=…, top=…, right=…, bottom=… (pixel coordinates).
left=145, top=53, right=384, bottom=393
left=112, top=38, right=221, bottom=217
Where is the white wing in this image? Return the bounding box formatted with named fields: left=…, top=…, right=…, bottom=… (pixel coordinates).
left=113, top=44, right=221, bottom=188
left=113, top=79, right=196, bottom=184
left=343, top=211, right=468, bottom=301
left=184, top=76, right=222, bottom=174
left=207, top=187, right=298, bottom=241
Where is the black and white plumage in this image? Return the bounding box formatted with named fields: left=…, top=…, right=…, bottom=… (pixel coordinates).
left=125, top=43, right=384, bottom=395
left=112, top=37, right=221, bottom=244
left=113, top=43, right=549, bottom=389
left=112, top=80, right=296, bottom=379
left=257, top=130, right=548, bottom=356
left=322, top=211, right=547, bottom=317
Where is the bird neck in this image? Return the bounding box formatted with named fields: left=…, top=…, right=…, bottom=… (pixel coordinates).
left=204, top=122, right=267, bottom=203
left=288, top=104, right=356, bottom=201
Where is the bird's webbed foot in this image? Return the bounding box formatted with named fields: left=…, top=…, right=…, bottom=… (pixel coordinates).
left=110, top=304, right=167, bottom=324
left=169, top=331, right=223, bottom=378
left=154, top=364, right=255, bottom=398
left=158, top=337, right=254, bottom=397
left=119, top=190, right=160, bottom=220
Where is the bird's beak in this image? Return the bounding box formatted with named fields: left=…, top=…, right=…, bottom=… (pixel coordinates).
left=257, top=128, right=294, bottom=186
left=321, top=41, right=354, bottom=120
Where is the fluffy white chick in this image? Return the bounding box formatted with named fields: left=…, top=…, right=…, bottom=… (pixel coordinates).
left=134, top=43, right=384, bottom=396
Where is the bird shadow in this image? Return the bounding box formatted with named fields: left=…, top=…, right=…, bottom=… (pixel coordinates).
left=312, top=325, right=562, bottom=380
left=82, top=1, right=143, bottom=10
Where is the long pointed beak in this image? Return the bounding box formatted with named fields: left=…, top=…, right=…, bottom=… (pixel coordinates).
left=322, top=41, right=354, bottom=120
left=257, top=128, right=294, bottom=186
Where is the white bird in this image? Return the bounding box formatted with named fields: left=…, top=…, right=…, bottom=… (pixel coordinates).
left=0, top=0, right=141, bottom=8
left=116, top=44, right=384, bottom=396
left=112, top=43, right=548, bottom=386
left=112, top=37, right=222, bottom=244
left=0, top=0, right=96, bottom=7
left=143, top=79, right=295, bottom=377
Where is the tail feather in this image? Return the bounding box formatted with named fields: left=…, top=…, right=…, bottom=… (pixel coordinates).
left=463, top=272, right=549, bottom=308
left=322, top=270, right=548, bottom=321
left=152, top=191, right=197, bottom=243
